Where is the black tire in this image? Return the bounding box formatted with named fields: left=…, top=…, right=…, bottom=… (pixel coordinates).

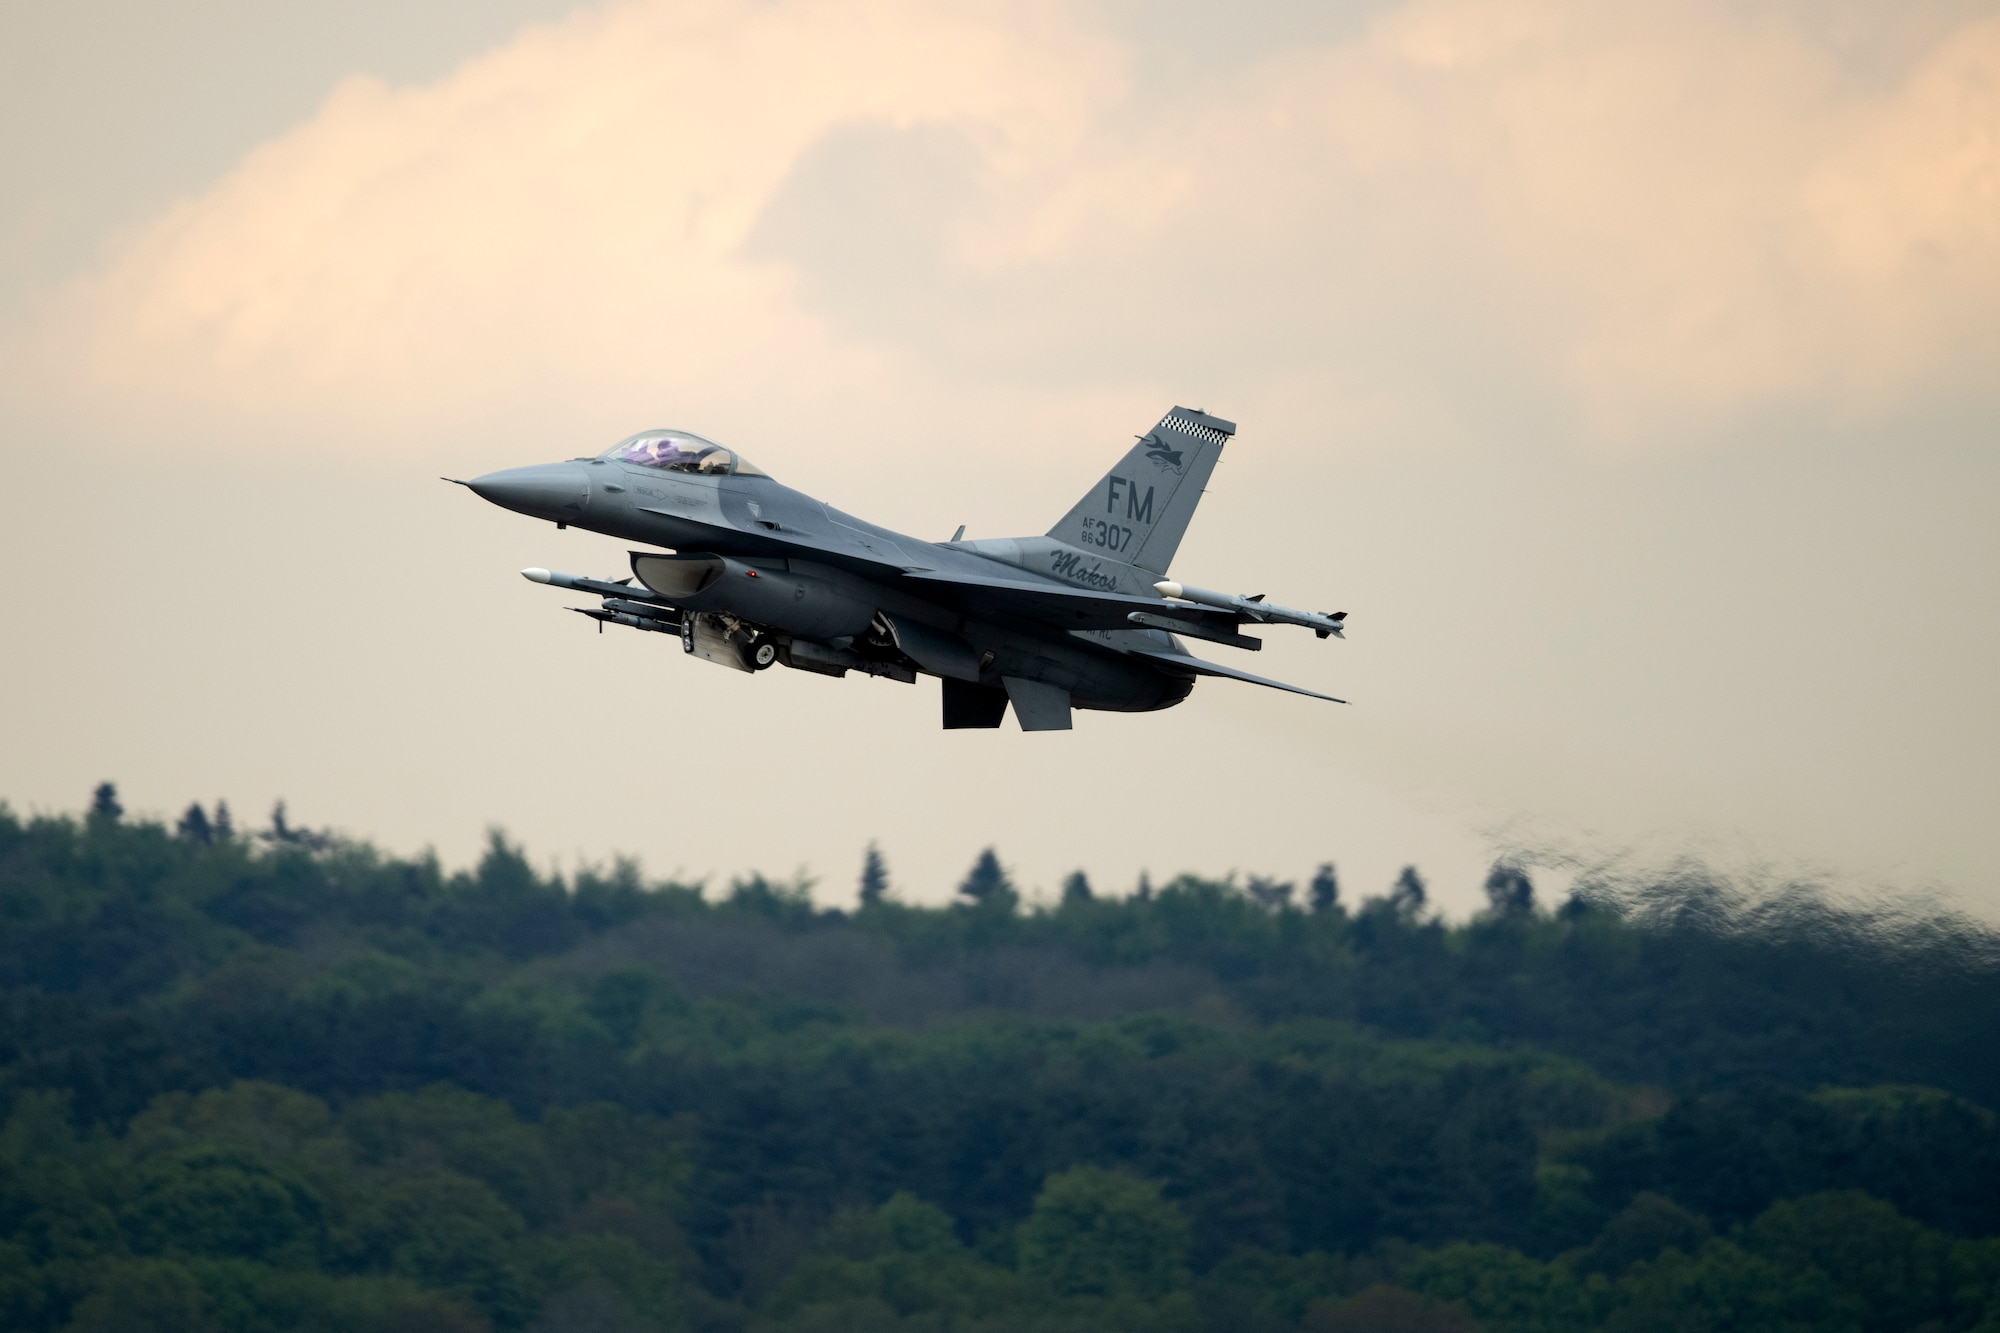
left=749, top=637, right=779, bottom=670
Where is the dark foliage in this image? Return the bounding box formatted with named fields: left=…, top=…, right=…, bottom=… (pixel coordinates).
left=1483, top=861, right=1534, bottom=915
left=1, top=792, right=1997, bottom=1331
left=1309, top=863, right=1339, bottom=914
left=857, top=845, right=889, bottom=908
left=956, top=848, right=1015, bottom=909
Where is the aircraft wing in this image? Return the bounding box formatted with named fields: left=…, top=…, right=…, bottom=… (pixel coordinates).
left=1126, top=645, right=1348, bottom=703
left=899, top=567, right=1241, bottom=634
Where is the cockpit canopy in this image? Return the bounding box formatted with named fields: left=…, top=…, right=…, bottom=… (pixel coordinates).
left=603, top=430, right=768, bottom=478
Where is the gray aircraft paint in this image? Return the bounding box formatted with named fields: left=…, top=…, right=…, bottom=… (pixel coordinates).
left=464, top=407, right=1345, bottom=730
left=1003, top=677, right=1074, bottom=732
left=1044, top=406, right=1233, bottom=575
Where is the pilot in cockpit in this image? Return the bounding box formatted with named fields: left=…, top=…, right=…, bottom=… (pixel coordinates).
left=604, top=430, right=765, bottom=477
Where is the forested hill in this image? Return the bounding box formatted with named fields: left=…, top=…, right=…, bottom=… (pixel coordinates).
left=3, top=789, right=1998, bottom=1333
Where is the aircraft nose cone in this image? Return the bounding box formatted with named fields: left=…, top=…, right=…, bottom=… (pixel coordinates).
left=466, top=464, right=591, bottom=519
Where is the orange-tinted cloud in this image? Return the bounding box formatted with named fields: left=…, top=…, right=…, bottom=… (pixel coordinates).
left=6, top=0, right=1996, bottom=453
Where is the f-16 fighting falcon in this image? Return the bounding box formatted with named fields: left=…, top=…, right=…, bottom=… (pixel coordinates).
left=455, top=407, right=1346, bottom=731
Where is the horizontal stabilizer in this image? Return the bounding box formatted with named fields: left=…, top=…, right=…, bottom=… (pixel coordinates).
left=1129, top=646, right=1347, bottom=704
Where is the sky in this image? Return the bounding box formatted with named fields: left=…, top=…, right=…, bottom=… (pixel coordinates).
left=1, top=0, right=1995, bottom=917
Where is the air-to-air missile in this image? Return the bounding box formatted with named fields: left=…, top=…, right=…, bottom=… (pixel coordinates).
left=522, top=567, right=684, bottom=636
left=1152, top=582, right=1347, bottom=639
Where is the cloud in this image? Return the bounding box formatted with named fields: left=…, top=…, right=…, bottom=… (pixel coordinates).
left=5, top=0, right=1995, bottom=458
left=6, top=0, right=1122, bottom=446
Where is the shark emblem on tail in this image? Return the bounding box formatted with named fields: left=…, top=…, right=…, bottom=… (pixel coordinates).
left=1140, top=432, right=1185, bottom=470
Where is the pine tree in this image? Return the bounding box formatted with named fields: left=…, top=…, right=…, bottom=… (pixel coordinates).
left=1309, top=863, right=1340, bottom=914
left=88, top=782, right=122, bottom=822
left=176, top=803, right=213, bottom=844
left=958, top=848, right=1016, bottom=909
left=213, top=801, right=234, bottom=840
left=858, top=843, right=890, bottom=908
left=1061, top=871, right=1093, bottom=906
left=1389, top=865, right=1427, bottom=916
left=1135, top=871, right=1153, bottom=902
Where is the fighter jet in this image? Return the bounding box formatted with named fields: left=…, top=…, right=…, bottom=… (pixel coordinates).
left=456, top=407, right=1346, bottom=731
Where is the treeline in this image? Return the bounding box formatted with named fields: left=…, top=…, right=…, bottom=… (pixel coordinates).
left=0, top=789, right=1996, bottom=1331
left=6, top=1080, right=1999, bottom=1333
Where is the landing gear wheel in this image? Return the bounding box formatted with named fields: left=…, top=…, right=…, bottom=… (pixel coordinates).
left=749, top=637, right=779, bottom=670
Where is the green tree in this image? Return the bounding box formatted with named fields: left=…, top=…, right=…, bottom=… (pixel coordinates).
left=1605, top=1239, right=1861, bottom=1333
left=1406, top=1243, right=1591, bottom=1333
left=1484, top=861, right=1534, bottom=915
left=1954, top=1239, right=2000, bottom=1333
left=174, top=804, right=213, bottom=845
left=1309, top=863, right=1340, bottom=914
left=587, top=968, right=674, bottom=1049
left=66, top=1259, right=216, bottom=1333
left=725, top=872, right=815, bottom=925
left=769, top=1193, right=1024, bottom=1324
left=1570, top=1191, right=1714, bottom=1278
left=957, top=848, right=1016, bottom=912
left=367, top=1172, right=529, bottom=1325
left=1389, top=865, right=1427, bottom=915
left=88, top=781, right=122, bottom=823
left=1017, top=1167, right=1189, bottom=1300
left=119, top=1147, right=322, bottom=1265
left=343, top=1085, right=560, bottom=1228
left=1195, top=1247, right=1347, bottom=1333
left=858, top=844, right=890, bottom=908
left=1745, top=1191, right=1952, bottom=1333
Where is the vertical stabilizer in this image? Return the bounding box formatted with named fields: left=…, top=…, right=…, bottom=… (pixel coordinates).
left=1046, top=407, right=1234, bottom=574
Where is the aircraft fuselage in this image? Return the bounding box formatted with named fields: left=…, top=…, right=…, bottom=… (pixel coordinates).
left=461, top=410, right=1343, bottom=731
